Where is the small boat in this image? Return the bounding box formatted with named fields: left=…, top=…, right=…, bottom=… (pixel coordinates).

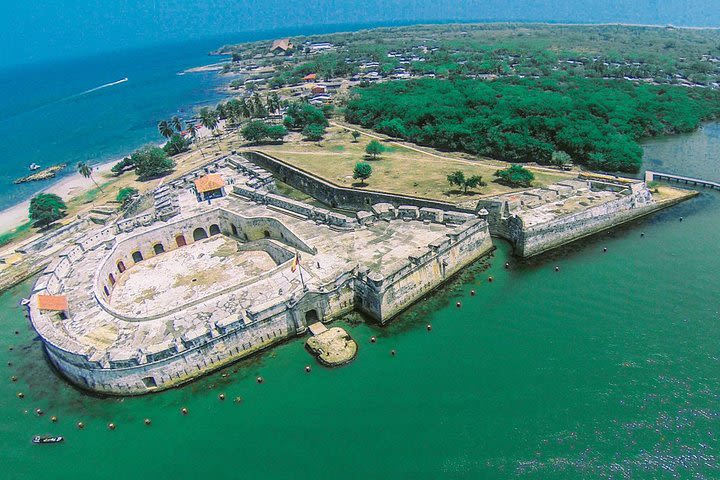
left=20, top=298, right=30, bottom=306
left=32, top=435, right=64, bottom=444
left=29, top=163, right=40, bottom=171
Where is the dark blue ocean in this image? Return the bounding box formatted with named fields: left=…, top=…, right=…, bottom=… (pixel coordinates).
left=0, top=37, right=235, bottom=213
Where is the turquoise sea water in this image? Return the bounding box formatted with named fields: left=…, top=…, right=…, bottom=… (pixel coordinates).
left=0, top=124, right=718, bottom=478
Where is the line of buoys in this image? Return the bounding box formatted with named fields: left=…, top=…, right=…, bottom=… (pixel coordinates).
left=426, top=324, right=432, bottom=331
left=51, top=416, right=57, bottom=423
left=488, top=276, right=494, bottom=283
left=219, top=393, right=225, bottom=400
left=470, top=290, right=476, bottom=296
left=603, top=247, right=607, bottom=252
left=456, top=301, right=461, bottom=308
left=77, top=422, right=85, bottom=429
left=304, top=365, right=311, bottom=373
left=17, top=392, right=24, bottom=399
left=390, top=350, right=396, bottom=356
left=108, top=423, right=116, bottom=430
left=144, top=418, right=152, bottom=425
left=256, top=376, right=264, bottom=384
left=11, top=375, right=17, bottom=382
left=555, top=266, right=560, bottom=272
left=181, top=407, right=189, bottom=415
left=370, top=336, right=377, bottom=343
left=35, top=408, right=43, bottom=416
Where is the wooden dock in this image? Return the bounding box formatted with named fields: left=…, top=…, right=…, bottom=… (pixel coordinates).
left=645, top=170, right=720, bottom=190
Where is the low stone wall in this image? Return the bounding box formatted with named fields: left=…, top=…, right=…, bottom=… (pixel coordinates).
left=243, top=151, right=472, bottom=213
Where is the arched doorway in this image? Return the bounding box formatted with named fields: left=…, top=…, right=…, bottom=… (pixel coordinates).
left=209, top=224, right=221, bottom=236
left=263, top=230, right=271, bottom=238
left=117, top=261, right=126, bottom=273
left=176, top=235, right=187, bottom=247
left=231, top=224, right=238, bottom=236
left=153, top=243, right=165, bottom=255
left=305, top=309, right=320, bottom=324
left=108, top=273, right=115, bottom=285
left=132, top=251, right=143, bottom=263
left=193, top=228, right=208, bottom=241
left=103, top=286, right=110, bottom=297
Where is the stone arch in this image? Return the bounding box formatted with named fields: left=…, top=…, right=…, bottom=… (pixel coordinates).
left=209, top=224, right=221, bottom=236
left=263, top=229, right=271, bottom=238
left=131, top=251, right=143, bottom=263
left=108, top=273, right=115, bottom=286
left=117, top=261, right=126, bottom=273
left=305, top=309, right=320, bottom=324
left=231, top=224, right=238, bottom=236
left=193, top=227, right=208, bottom=241
left=153, top=243, right=165, bottom=255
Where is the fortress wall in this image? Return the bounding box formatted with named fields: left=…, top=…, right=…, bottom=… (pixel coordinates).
left=510, top=190, right=659, bottom=257
left=243, top=151, right=473, bottom=214
left=355, top=219, right=493, bottom=323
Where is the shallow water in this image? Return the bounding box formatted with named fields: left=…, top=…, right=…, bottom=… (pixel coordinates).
left=1, top=126, right=719, bottom=478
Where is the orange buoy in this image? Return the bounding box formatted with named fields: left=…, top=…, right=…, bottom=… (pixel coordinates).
left=370, top=336, right=376, bottom=343
left=51, top=416, right=57, bottom=423
left=108, top=423, right=116, bottom=430
left=488, top=276, right=494, bottom=283
left=181, top=407, right=188, bottom=415
left=256, top=376, right=264, bottom=384
left=144, top=418, right=151, bottom=425
left=219, top=393, right=225, bottom=401
left=305, top=365, right=311, bottom=373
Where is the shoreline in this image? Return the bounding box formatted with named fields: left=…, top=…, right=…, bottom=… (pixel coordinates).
left=0, top=158, right=119, bottom=233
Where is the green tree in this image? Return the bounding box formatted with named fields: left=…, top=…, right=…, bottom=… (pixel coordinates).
left=302, top=123, right=326, bottom=141
left=157, top=120, right=173, bottom=139
left=116, top=187, right=138, bottom=206
left=353, top=162, right=373, bottom=186
left=111, top=157, right=135, bottom=176
left=242, top=121, right=271, bottom=144
left=351, top=131, right=361, bottom=142
left=551, top=150, right=573, bottom=167
left=447, top=171, right=486, bottom=194
left=170, top=116, right=183, bottom=133
left=199, top=108, right=220, bottom=143
left=267, top=124, right=288, bottom=141
left=284, top=103, right=328, bottom=130
left=365, top=140, right=385, bottom=159
left=494, top=164, right=535, bottom=187
left=29, top=193, right=66, bottom=229
left=77, top=161, right=103, bottom=192
left=162, top=134, right=191, bottom=156
left=132, top=145, right=175, bottom=180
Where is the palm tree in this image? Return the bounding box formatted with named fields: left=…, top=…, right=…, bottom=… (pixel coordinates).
left=187, top=123, right=206, bottom=159
left=158, top=120, right=173, bottom=139
left=199, top=109, right=220, bottom=145
left=77, top=161, right=103, bottom=192
left=170, top=116, right=183, bottom=134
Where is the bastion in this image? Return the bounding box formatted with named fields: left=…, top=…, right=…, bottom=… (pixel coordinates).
left=28, top=154, right=493, bottom=395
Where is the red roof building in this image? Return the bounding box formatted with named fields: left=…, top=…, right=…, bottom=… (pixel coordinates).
left=37, top=295, right=68, bottom=312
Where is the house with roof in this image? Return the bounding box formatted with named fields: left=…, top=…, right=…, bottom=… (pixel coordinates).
left=303, top=73, right=318, bottom=82
left=270, top=38, right=294, bottom=54
left=37, top=294, right=69, bottom=319
left=194, top=174, right=225, bottom=201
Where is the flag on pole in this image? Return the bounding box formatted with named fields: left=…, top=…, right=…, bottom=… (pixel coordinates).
left=291, top=251, right=301, bottom=272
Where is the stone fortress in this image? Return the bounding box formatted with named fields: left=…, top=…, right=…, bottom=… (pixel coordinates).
left=28, top=152, right=671, bottom=395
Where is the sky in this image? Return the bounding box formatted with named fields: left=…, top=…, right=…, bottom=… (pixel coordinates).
left=1, top=0, right=719, bottom=68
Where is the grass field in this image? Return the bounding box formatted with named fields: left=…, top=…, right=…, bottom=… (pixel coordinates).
left=256, top=124, right=575, bottom=205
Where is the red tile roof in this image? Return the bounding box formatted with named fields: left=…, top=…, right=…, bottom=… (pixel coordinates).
left=37, top=295, right=68, bottom=311
left=303, top=73, right=317, bottom=81
left=193, top=174, right=225, bottom=193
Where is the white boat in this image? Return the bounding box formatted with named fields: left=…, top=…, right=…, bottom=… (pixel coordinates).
left=29, top=163, right=40, bottom=171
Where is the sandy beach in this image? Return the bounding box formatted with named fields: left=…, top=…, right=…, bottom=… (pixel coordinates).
left=0, top=160, right=117, bottom=232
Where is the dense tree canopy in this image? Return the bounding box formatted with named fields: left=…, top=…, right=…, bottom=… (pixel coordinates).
left=131, top=145, right=175, bottom=180
left=353, top=162, right=373, bottom=185
left=283, top=103, right=328, bottom=131
left=495, top=164, right=535, bottom=187
left=345, top=76, right=720, bottom=172
left=242, top=121, right=287, bottom=144
left=29, top=193, right=66, bottom=229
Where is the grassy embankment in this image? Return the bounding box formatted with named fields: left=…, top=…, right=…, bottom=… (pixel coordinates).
left=256, top=124, right=576, bottom=204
